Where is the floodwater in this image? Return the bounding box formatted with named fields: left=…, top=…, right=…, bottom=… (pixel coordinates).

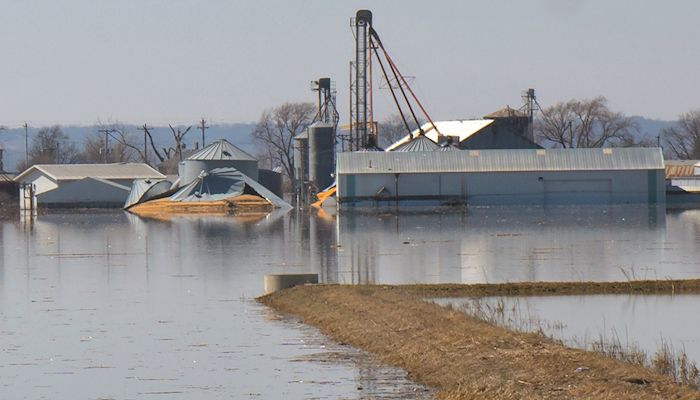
left=0, top=211, right=430, bottom=399
left=2, top=204, right=700, bottom=397
left=435, top=294, right=700, bottom=370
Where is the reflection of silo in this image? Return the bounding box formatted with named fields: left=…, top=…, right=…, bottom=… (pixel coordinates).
left=177, top=139, right=258, bottom=185
left=308, top=122, right=335, bottom=191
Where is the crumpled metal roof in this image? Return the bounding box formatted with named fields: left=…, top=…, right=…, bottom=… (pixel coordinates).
left=124, top=179, right=173, bottom=209
left=338, top=148, right=665, bottom=175
left=14, top=163, right=165, bottom=182
left=169, top=168, right=246, bottom=202
left=240, top=173, right=292, bottom=210
left=385, top=119, right=494, bottom=151
left=186, top=139, right=257, bottom=161
left=166, top=167, right=292, bottom=210
left=393, top=135, right=440, bottom=152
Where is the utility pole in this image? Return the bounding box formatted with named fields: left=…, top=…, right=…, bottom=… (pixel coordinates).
left=198, top=118, right=209, bottom=148
left=0, top=126, right=5, bottom=172
left=23, top=122, right=28, bottom=167
left=98, top=128, right=114, bottom=163
left=137, top=124, right=151, bottom=164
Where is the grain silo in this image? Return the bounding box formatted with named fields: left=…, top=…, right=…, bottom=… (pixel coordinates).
left=178, top=139, right=258, bottom=185
left=308, top=122, right=335, bottom=191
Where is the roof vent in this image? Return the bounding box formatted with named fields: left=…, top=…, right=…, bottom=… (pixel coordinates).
left=603, top=148, right=613, bottom=155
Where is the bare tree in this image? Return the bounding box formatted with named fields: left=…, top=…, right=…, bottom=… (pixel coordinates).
left=251, top=102, right=315, bottom=185
left=663, top=110, right=700, bottom=159
left=377, top=114, right=423, bottom=148
left=167, top=124, right=192, bottom=161
left=21, top=126, right=80, bottom=169
left=82, top=122, right=141, bottom=163
left=535, top=97, right=638, bottom=148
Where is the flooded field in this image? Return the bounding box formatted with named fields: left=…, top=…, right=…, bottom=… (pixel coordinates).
left=435, top=294, right=700, bottom=374
left=2, top=205, right=700, bottom=397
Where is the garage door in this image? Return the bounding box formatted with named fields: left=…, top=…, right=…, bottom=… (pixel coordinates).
left=544, top=179, right=612, bottom=205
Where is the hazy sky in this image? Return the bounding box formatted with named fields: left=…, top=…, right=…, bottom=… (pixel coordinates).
left=1, top=0, right=699, bottom=127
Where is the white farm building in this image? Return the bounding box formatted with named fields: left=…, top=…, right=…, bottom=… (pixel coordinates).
left=15, top=163, right=165, bottom=209
left=336, top=148, right=665, bottom=206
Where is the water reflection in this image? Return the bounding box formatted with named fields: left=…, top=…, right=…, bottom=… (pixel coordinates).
left=334, top=205, right=681, bottom=284
left=4, top=205, right=700, bottom=398
left=0, top=210, right=429, bottom=399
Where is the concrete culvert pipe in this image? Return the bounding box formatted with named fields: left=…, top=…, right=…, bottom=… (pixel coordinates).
left=263, top=273, right=319, bottom=294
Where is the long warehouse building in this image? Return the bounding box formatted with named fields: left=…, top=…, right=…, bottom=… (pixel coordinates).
left=336, top=148, right=665, bottom=206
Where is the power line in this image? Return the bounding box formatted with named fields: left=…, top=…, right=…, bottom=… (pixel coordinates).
left=198, top=118, right=209, bottom=148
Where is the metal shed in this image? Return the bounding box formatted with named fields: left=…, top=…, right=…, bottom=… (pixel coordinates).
left=14, top=163, right=165, bottom=209
left=336, top=148, right=665, bottom=206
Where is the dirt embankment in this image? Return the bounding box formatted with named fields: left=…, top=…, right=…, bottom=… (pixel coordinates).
left=259, top=285, right=700, bottom=400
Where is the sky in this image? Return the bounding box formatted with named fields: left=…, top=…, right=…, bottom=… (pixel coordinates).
left=1, top=0, right=699, bottom=128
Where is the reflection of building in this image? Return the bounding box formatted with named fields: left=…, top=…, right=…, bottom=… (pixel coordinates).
left=333, top=207, right=667, bottom=285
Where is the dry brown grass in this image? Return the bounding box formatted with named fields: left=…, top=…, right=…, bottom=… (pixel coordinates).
left=259, top=285, right=700, bottom=400
left=395, top=279, right=700, bottom=297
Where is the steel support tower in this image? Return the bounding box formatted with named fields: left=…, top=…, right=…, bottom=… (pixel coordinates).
left=350, top=10, right=373, bottom=150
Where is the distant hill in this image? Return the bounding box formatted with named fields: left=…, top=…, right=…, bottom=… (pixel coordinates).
left=629, top=116, right=676, bottom=145
left=0, top=122, right=257, bottom=172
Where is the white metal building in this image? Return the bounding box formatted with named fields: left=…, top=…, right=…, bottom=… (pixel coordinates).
left=385, top=117, right=539, bottom=152
left=15, top=163, right=165, bottom=209
left=336, top=148, right=665, bottom=206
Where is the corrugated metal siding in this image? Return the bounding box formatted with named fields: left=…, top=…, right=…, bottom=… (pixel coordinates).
left=393, top=136, right=440, bottom=152
left=17, top=163, right=165, bottom=181
left=664, top=160, right=698, bottom=178
left=338, top=148, right=664, bottom=174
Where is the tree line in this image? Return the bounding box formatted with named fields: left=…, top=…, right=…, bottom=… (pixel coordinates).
left=16, top=122, right=196, bottom=172
left=16, top=97, right=700, bottom=181
left=534, top=96, right=700, bottom=159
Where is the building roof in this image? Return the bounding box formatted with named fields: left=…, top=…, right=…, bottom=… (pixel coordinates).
left=664, top=160, right=699, bottom=179
left=484, top=106, right=528, bottom=119
left=186, top=139, right=257, bottom=161
left=385, top=119, right=494, bottom=151
left=338, top=148, right=664, bottom=175
left=14, top=163, right=166, bottom=182
left=393, top=135, right=440, bottom=152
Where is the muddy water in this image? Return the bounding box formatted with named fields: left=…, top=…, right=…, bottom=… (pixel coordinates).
left=0, top=212, right=430, bottom=399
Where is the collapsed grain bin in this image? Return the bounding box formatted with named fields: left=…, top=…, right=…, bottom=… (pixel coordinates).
left=123, top=178, right=175, bottom=209
left=178, top=139, right=258, bottom=185
left=127, top=167, right=291, bottom=217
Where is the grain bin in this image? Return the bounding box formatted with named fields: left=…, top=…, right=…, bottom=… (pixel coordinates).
left=178, top=139, right=258, bottom=185
left=308, top=122, right=335, bottom=191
